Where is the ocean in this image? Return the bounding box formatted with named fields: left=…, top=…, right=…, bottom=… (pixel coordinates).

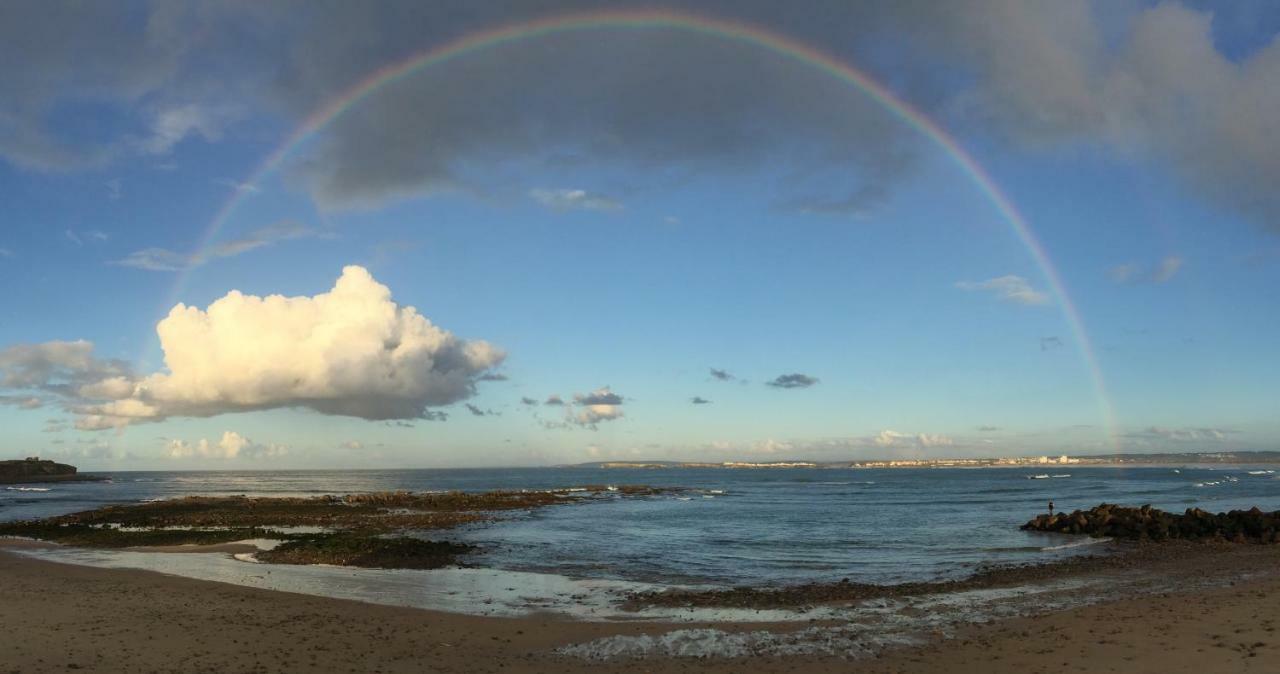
left=5, top=465, right=1279, bottom=588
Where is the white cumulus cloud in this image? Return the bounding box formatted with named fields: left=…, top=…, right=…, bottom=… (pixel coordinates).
left=2, top=266, right=503, bottom=429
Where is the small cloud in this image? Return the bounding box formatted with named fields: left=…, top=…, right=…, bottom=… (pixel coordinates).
left=544, top=395, right=565, bottom=406
left=200, top=221, right=326, bottom=262
left=105, top=179, right=122, bottom=200
left=1109, top=256, right=1184, bottom=284
left=340, top=440, right=363, bottom=450
left=1129, top=426, right=1234, bottom=442
left=783, top=185, right=888, bottom=218
left=65, top=230, right=82, bottom=246
left=977, top=425, right=1001, bottom=432
left=1108, top=263, right=1138, bottom=284
left=520, top=397, right=539, bottom=406
left=216, top=178, right=261, bottom=194
left=1040, top=336, right=1064, bottom=351
left=874, top=430, right=953, bottom=448
left=478, top=372, right=508, bottom=382
left=464, top=403, right=496, bottom=417
left=112, top=221, right=327, bottom=272
left=955, top=275, right=1050, bottom=306
left=1151, top=256, right=1184, bottom=283
left=422, top=410, right=449, bottom=422
left=557, top=387, right=625, bottom=429
left=0, top=247, right=12, bottom=258
left=165, top=431, right=287, bottom=460
left=709, top=368, right=735, bottom=382
left=573, top=405, right=623, bottom=429
left=111, top=247, right=190, bottom=272
left=575, top=389, right=623, bottom=406
left=0, top=395, right=44, bottom=409
left=752, top=438, right=794, bottom=454
left=690, top=396, right=712, bottom=405
left=139, top=104, right=234, bottom=156
left=663, top=215, right=681, bottom=225
left=766, top=373, right=819, bottom=389
left=529, top=188, right=622, bottom=212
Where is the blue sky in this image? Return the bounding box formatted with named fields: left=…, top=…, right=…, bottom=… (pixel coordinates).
left=1, top=1, right=1278, bottom=469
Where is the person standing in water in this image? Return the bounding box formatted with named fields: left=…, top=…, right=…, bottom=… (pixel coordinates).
left=1048, top=500, right=1055, bottom=516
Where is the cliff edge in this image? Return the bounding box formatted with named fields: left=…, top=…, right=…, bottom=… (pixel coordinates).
left=0, top=458, right=103, bottom=484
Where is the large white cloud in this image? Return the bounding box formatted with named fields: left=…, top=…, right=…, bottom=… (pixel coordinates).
left=2, top=266, right=503, bottom=428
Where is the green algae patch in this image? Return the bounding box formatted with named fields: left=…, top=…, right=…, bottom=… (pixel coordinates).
left=0, top=522, right=282, bottom=548
left=256, top=533, right=475, bottom=569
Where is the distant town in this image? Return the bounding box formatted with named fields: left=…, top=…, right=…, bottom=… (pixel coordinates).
left=577, top=451, right=1280, bottom=470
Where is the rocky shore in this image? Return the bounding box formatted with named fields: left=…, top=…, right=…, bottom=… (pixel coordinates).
left=1021, top=503, right=1280, bottom=543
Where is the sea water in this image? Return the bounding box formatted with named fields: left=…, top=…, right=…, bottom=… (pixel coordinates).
left=4, top=465, right=1280, bottom=588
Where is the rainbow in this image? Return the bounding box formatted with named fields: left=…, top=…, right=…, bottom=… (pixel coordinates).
left=174, top=8, right=1118, bottom=447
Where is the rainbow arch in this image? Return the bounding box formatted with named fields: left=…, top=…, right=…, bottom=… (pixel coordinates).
left=173, top=8, right=1118, bottom=449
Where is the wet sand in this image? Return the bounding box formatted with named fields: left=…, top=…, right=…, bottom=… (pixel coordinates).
left=1, top=542, right=1277, bottom=673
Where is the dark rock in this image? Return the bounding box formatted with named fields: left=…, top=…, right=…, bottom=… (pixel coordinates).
left=1021, top=504, right=1280, bottom=544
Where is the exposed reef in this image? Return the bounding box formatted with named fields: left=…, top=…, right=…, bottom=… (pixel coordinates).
left=0, top=486, right=668, bottom=569
left=1021, top=503, right=1280, bottom=543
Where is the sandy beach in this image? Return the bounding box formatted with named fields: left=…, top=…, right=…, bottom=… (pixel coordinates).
left=3, top=540, right=1277, bottom=673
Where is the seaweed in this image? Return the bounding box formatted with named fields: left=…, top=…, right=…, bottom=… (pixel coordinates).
left=255, top=533, right=475, bottom=569
left=0, top=522, right=282, bottom=548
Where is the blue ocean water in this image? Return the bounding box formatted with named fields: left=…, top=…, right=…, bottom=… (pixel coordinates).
left=4, top=466, right=1279, bottom=586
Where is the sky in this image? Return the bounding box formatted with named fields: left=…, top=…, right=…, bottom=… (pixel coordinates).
left=1, top=1, right=1278, bottom=470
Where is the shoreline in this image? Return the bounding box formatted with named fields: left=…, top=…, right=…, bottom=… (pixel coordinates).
left=3, top=536, right=1278, bottom=671
left=1, top=473, right=111, bottom=485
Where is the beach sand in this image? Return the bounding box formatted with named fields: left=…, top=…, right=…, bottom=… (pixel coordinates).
left=1, top=542, right=1276, bottom=673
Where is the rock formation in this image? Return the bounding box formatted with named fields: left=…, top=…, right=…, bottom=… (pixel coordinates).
left=1022, top=503, right=1280, bottom=543
left=0, top=458, right=99, bottom=484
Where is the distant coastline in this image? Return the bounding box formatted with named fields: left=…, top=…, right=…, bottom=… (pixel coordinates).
left=573, top=450, right=1280, bottom=470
